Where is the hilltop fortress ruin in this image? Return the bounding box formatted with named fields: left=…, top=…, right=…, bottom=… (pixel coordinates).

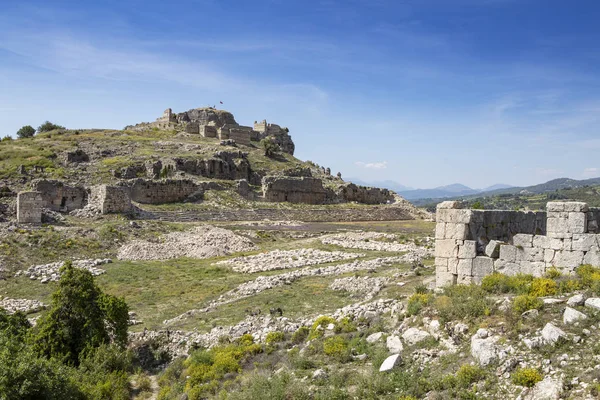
left=125, top=107, right=295, bottom=155
left=12, top=106, right=426, bottom=224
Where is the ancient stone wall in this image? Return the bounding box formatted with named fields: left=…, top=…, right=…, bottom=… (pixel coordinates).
left=88, top=185, right=132, bottom=214
left=17, top=191, right=44, bottom=223
left=253, top=119, right=295, bottom=155
left=32, top=180, right=87, bottom=212
left=155, top=152, right=251, bottom=181
left=262, top=176, right=327, bottom=204
left=123, top=179, right=199, bottom=204
left=435, top=201, right=600, bottom=287
left=337, top=183, right=395, bottom=205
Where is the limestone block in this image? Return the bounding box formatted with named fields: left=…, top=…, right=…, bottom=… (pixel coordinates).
left=484, top=240, right=502, bottom=258
left=583, top=251, right=600, bottom=267
left=499, top=245, right=517, bottom=262
left=522, top=261, right=545, bottom=277
left=446, top=223, right=469, bottom=240
left=435, top=223, right=446, bottom=239
left=444, top=209, right=472, bottom=224
left=435, top=257, right=448, bottom=269
left=522, top=247, right=545, bottom=262
left=435, top=239, right=459, bottom=258
left=564, top=202, right=589, bottom=212
left=436, top=208, right=451, bottom=223
left=458, top=240, right=477, bottom=259
left=494, top=259, right=521, bottom=276
left=436, top=271, right=457, bottom=288
left=547, top=217, right=569, bottom=234
left=548, top=238, right=566, bottom=251
left=554, top=250, right=584, bottom=270
left=546, top=202, right=566, bottom=212
left=473, top=256, right=494, bottom=277
left=544, top=249, right=556, bottom=264
left=448, top=258, right=459, bottom=274
left=513, top=234, right=534, bottom=248
left=17, top=191, right=43, bottom=224
left=532, top=235, right=548, bottom=249
left=457, top=259, right=473, bottom=276
left=588, top=219, right=599, bottom=233
left=572, top=234, right=596, bottom=251
left=568, top=212, right=587, bottom=234
left=457, top=274, right=473, bottom=285
left=437, top=201, right=462, bottom=210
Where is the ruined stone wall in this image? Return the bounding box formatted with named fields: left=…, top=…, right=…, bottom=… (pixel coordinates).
left=337, top=183, right=395, bottom=205
left=32, top=180, right=87, bottom=212
left=253, top=119, right=295, bottom=155
left=17, top=191, right=43, bottom=224
left=262, top=176, right=327, bottom=204
left=89, top=185, right=132, bottom=214
left=123, top=179, right=199, bottom=204
left=199, top=125, right=217, bottom=138
left=155, top=152, right=251, bottom=181
left=435, top=201, right=600, bottom=287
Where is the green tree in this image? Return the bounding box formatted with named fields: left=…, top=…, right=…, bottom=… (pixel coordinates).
left=37, top=121, right=65, bottom=133
left=261, top=137, right=279, bottom=157
left=34, top=262, right=129, bottom=366
left=16, top=125, right=35, bottom=138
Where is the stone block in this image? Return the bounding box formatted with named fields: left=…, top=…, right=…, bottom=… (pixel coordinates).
left=448, top=258, right=459, bottom=274
left=544, top=249, right=556, bottom=264
left=547, top=217, right=569, bottom=234
left=484, top=240, right=502, bottom=258
left=473, top=256, right=494, bottom=277
left=435, top=257, right=448, bottom=269
left=446, top=223, right=469, bottom=240
left=435, top=239, right=459, bottom=258
left=436, top=208, right=451, bottom=223
left=583, top=251, right=600, bottom=267
left=572, top=234, right=596, bottom=251
left=436, top=264, right=449, bottom=275
left=458, top=240, right=477, bottom=259
left=499, top=245, right=517, bottom=262
left=547, top=230, right=572, bottom=239
left=457, top=275, right=473, bottom=285
left=457, top=259, right=473, bottom=276
left=17, top=191, right=43, bottom=224
left=554, top=250, right=584, bottom=270
left=548, top=238, right=566, bottom=251
left=546, top=202, right=565, bottom=212
left=523, top=261, right=545, bottom=277
left=522, top=247, right=545, bottom=262
left=437, top=201, right=462, bottom=210
left=568, top=212, right=587, bottom=234
left=435, top=222, right=446, bottom=239
left=532, top=235, right=548, bottom=249
left=513, top=234, right=534, bottom=248
left=89, top=185, right=132, bottom=214
left=494, top=259, right=521, bottom=276
left=436, top=272, right=457, bottom=288
left=564, top=202, right=589, bottom=212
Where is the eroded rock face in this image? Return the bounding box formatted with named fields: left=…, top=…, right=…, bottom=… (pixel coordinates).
left=262, top=176, right=327, bottom=204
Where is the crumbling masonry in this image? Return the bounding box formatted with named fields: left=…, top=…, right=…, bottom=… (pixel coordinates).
left=435, top=201, right=600, bottom=288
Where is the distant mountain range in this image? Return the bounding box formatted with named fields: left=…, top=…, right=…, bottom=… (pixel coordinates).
left=347, top=178, right=513, bottom=200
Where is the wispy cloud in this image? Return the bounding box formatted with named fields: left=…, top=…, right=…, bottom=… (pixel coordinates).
left=583, top=168, right=599, bottom=178
left=355, top=161, right=388, bottom=169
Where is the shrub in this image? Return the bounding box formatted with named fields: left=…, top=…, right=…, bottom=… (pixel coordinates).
left=265, top=331, right=285, bottom=345
left=456, top=364, right=485, bottom=388
left=137, top=373, right=152, bottom=392
left=2, top=135, right=13, bottom=141
left=334, top=316, right=357, bottom=333
left=309, top=316, right=337, bottom=339
left=16, top=125, right=35, bottom=138
left=558, top=278, right=581, bottom=294
left=407, top=293, right=432, bottom=316
left=545, top=267, right=561, bottom=279
left=37, top=121, right=65, bottom=133
left=261, top=137, right=279, bottom=157
left=511, top=368, right=542, bottom=387
left=576, top=265, right=600, bottom=293
left=322, top=336, right=350, bottom=361
left=481, top=273, right=533, bottom=294
left=512, top=295, right=543, bottom=314
left=529, top=278, right=557, bottom=297
left=435, top=285, right=492, bottom=323
left=291, top=326, right=310, bottom=344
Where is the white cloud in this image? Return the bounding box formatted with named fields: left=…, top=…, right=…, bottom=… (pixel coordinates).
left=355, top=161, right=388, bottom=169
left=583, top=167, right=599, bottom=178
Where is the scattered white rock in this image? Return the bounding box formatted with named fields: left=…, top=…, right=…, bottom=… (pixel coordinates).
left=526, top=376, right=562, bottom=400
left=366, top=332, right=384, bottom=343
left=541, top=323, right=567, bottom=345
left=321, top=232, right=433, bottom=258
left=312, top=369, right=328, bottom=380
left=329, top=276, right=389, bottom=299
left=567, top=294, right=585, bottom=307
left=471, top=329, right=503, bottom=366
left=118, top=225, right=255, bottom=260
left=379, top=354, right=402, bottom=372
left=563, top=307, right=588, bottom=325
left=402, top=327, right=431, bottom=345
left=18, top=259, right=111, bottom=282
left=217, top=248, right=364, bottom=273
left=386, top=335, right=403, bottom=353
left=0, top=298, right=46, bottom=314
left=584, top=297, right=600, bottom=311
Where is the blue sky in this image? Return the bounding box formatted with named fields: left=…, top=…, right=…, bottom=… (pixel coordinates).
left=1, top=0, right=599, bottom=189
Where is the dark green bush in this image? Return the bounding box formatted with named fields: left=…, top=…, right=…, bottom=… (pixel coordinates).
left=16, top=125, right=35, bottom=138
left=37, top=121, right=65, bottom=133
